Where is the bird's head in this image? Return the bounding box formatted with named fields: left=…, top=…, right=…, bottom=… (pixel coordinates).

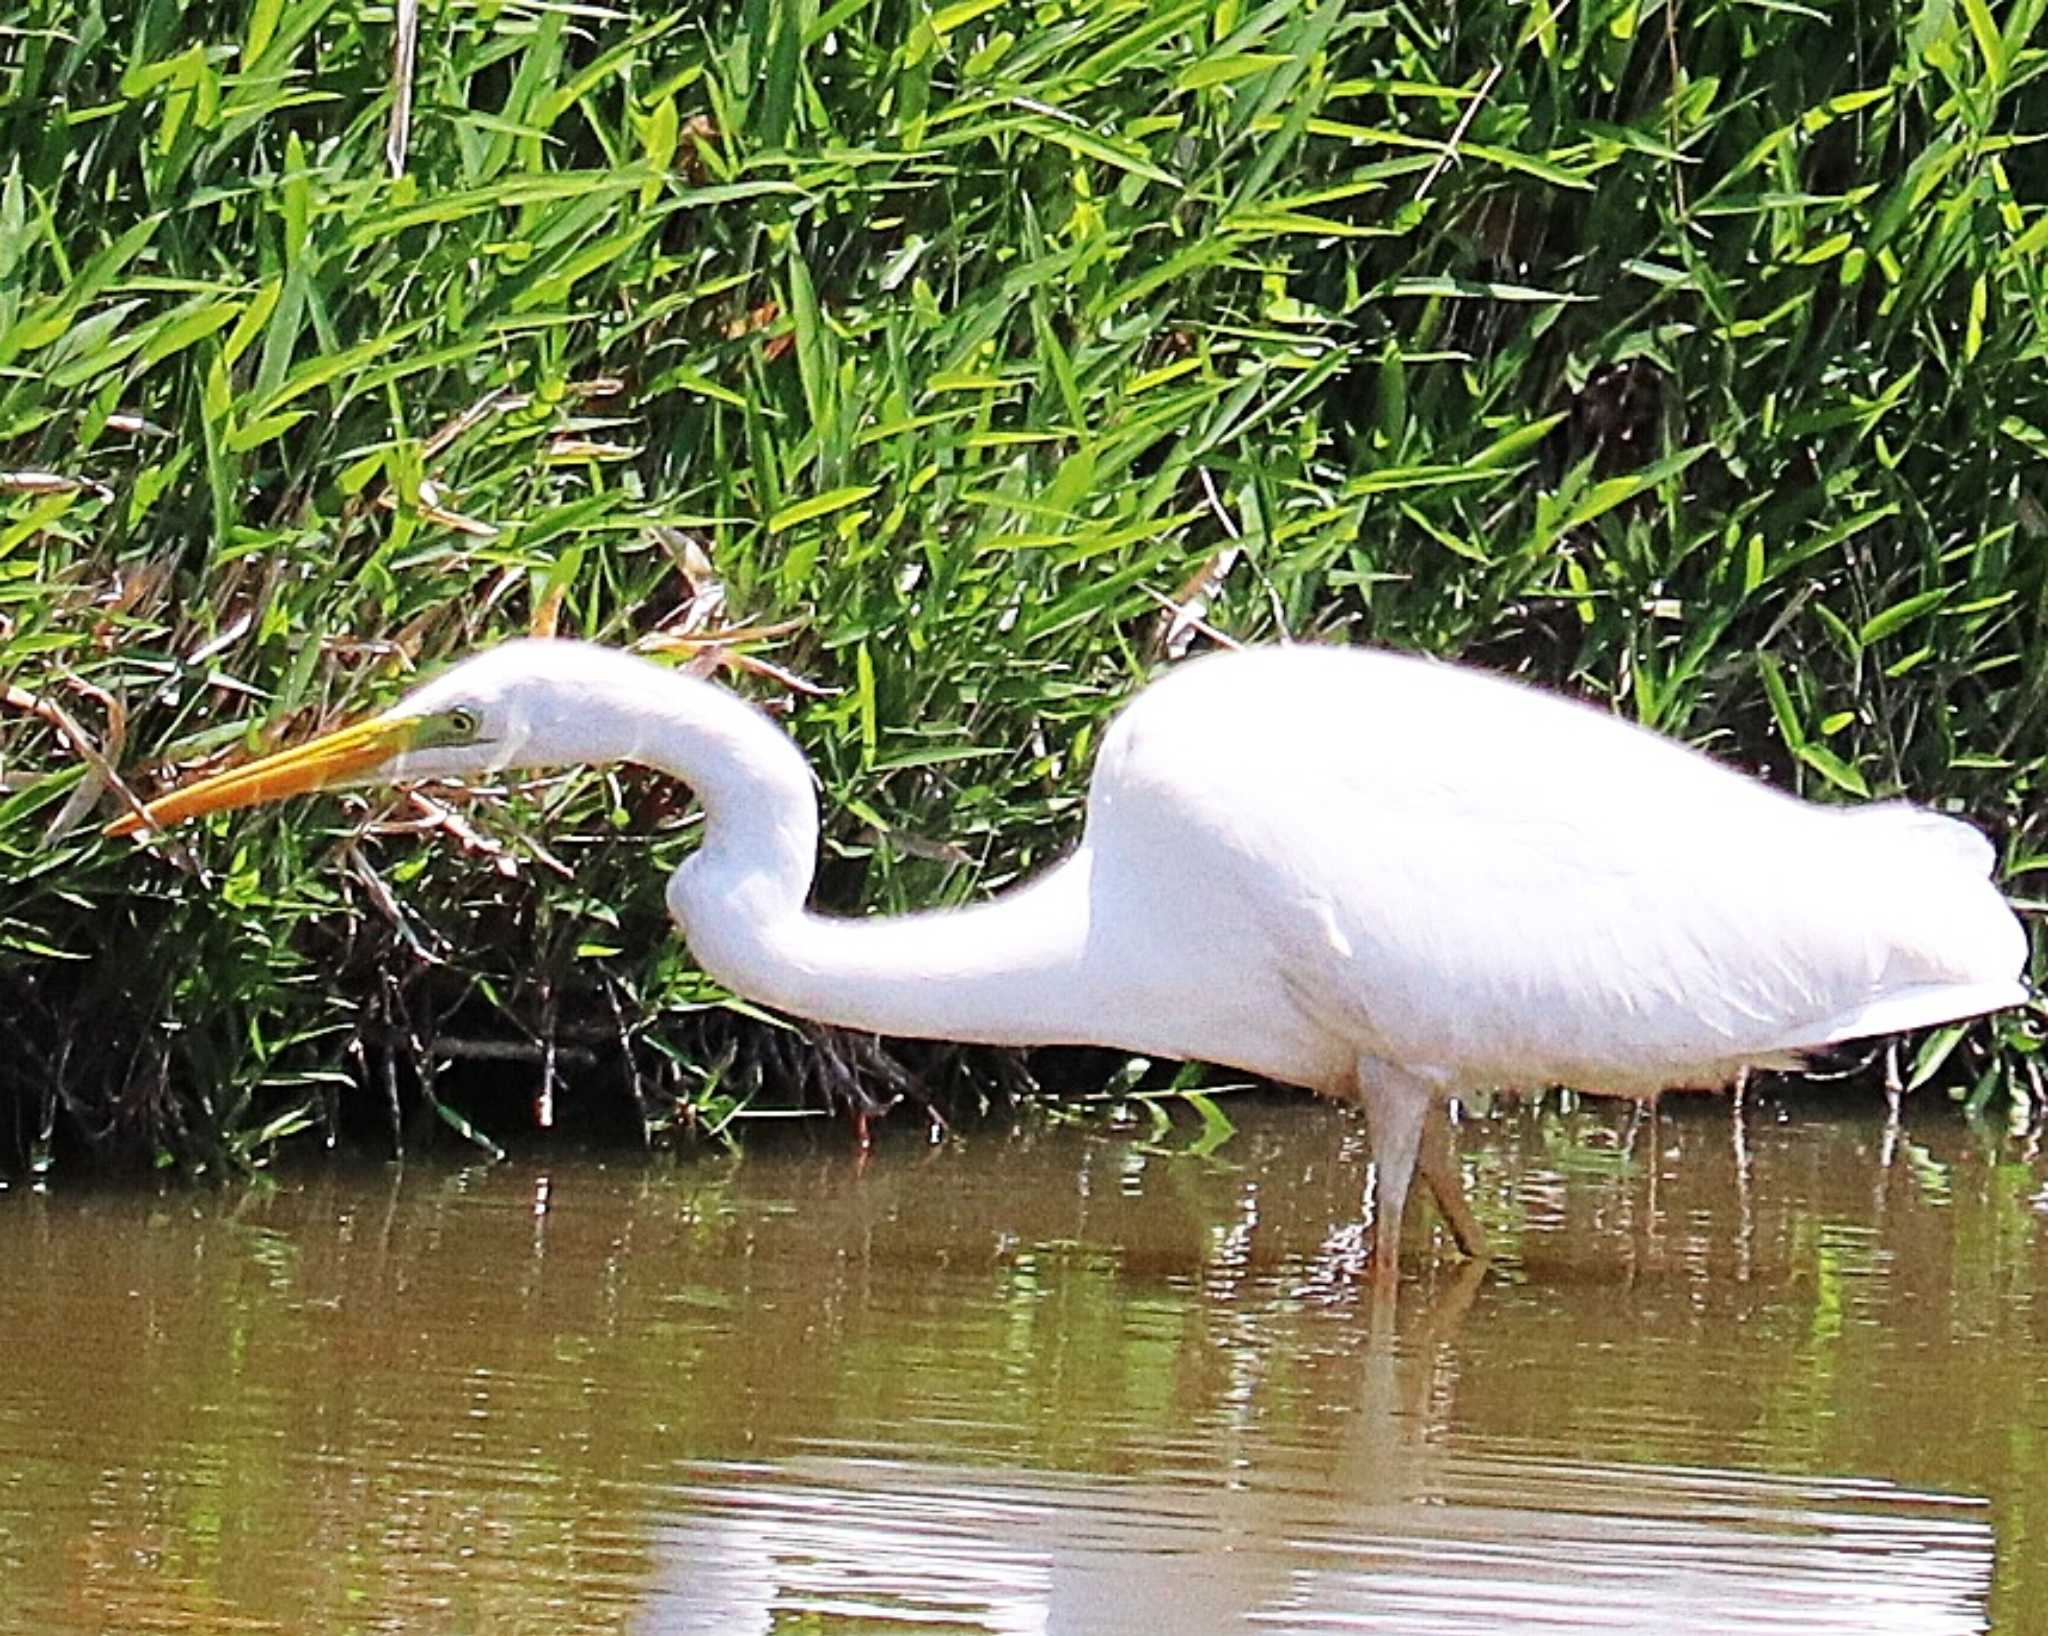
left=106, top=640, right=635, bottom=838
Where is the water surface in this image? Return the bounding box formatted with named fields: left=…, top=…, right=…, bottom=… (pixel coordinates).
left=1, top=1093, right=2042, bottom=1633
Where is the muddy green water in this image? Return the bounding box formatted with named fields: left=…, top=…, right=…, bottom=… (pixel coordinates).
left=1, top=1094, right=2044, bottom=1634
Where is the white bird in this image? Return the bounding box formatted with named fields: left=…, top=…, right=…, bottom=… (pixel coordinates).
left=110, top=640, right=2030, bottom=1286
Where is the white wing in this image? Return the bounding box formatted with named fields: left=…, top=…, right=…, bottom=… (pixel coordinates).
left=1084, top=646, right=2027, bottom=1094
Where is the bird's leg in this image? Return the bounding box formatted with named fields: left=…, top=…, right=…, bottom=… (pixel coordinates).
left=1418, top=1100, right=1488, bottom=1260
left=1353, top=1057, right=1429, bottom=1295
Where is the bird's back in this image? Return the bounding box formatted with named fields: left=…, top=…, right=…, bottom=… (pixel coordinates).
left=1079, top=645, right=2026, bottom=1094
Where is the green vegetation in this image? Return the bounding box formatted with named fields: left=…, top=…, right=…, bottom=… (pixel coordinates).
left=2, top=0, right=2044, bottom=1169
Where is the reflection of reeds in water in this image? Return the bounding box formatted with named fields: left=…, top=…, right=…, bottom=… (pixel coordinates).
left=0, top=1100, right=2028, bottom=1634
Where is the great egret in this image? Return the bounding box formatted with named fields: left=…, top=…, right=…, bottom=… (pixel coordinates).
left=110, top=640, right=2029, bottom=1284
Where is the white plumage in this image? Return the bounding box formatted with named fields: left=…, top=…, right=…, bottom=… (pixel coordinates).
left=116, top=638, right=2030, bottom=1286
left=1080, top=646, right=2023, bottom=1093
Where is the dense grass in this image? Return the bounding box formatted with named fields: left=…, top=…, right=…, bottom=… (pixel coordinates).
left=2, top=0, right=2044, bottom=1170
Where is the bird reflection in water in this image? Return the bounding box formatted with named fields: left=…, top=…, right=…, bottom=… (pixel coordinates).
left=632, top=1260, right=1992, bottom=1636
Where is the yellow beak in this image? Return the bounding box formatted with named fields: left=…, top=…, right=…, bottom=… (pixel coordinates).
left=106, top=713, right=421, bottom=838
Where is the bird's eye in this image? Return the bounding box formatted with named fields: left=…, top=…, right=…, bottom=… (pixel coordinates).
left=445, top=708, right=481, bottom=740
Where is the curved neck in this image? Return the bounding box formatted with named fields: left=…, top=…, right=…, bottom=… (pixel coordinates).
left=691, top=861, right=1104, bottom=1047
left=625, top=664, right=1104, bottom=1046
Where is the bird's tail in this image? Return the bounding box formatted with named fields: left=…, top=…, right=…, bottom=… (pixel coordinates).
left=1793, top=804, right=2030, bottom=1047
